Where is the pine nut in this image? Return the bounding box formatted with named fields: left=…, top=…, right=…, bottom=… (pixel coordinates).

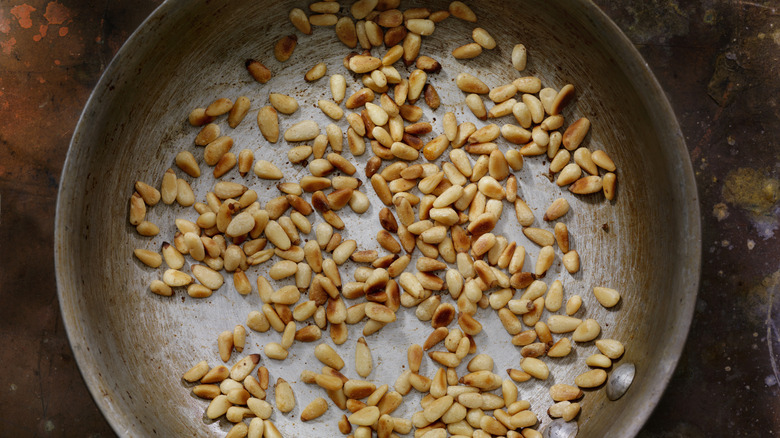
left=264, top=342, right=288, bottom=360
left=284, top=120, right=320, bottom=142
left=550, top=384, right=583, bottom=402
left=246, top=59, right=272, bottom=84
left=274, top=34, right=297, bottom=62
left=575, top=369, right=607, bottom=388
left=315, top=343, right=344, bottom=370
left=402, top=32, right=421, bottom=65
left=511, top=44, right=527, bottom=71
left=274, top=378, right=295, bottom=413
left=349, top=406, right=380, bottom=426
left=301, top=397, right=329, bottom=421
left=603, top=172, right=617, bottom=200
left=592, top=286, right=621, bottom=308
left=449, top=1, right=476, bottom=21
left=336, top=16, right=358, bottom=48
left=561, top=250, right=579, bottom=274
left=573, top=147, right=598, bottom=176
left=562, top=117, right=590, bottom=150
left=572, top=318, right=601, bottom=342
left=543, top=198, right=570, bottom=221
left=456, top=73, right=489, bottom=94
left=595, top=339, right=625, bottom=359
left=289, top=8, right=311, bottom=34
left=247, top=397, right=272, bottom=419
left=520, top=357, right=549, bottom=380
left=351, top=0, right=377, bottom=19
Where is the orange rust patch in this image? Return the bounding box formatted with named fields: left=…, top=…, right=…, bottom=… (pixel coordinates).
left=10, top=4, right=35, bottom=29
left=1, top=36, right=16, bottom=54
left=43, top=1, right=70, bottom=25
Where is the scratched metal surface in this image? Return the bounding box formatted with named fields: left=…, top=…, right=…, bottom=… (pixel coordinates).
left=0, top=1, right=777, bottom=438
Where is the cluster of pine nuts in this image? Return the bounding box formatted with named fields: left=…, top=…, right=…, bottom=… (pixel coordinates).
left=128, top=1, right=629, bottom=437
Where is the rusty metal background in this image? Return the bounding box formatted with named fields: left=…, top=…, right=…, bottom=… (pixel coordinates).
left=1, top=0, right=778, bottom=437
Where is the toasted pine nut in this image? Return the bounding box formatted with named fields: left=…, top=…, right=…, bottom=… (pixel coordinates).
left=351, top=0, right=377, bottom=19
left=572, top=318, right=601, bottom=342
left=226, top=96, right=250, bottom=128
left=257, top=106, right=279, bottom=143
left=301, top=397, right=329, bottom=421
left=575, top=369, right=608, bottom=388
left=274, top=35, right=297, bottom=62
left=563, top=295, right=582, bottom=316
left=508, top=43, right=528, bottom=71
left=449, top=1, right=476, bottom=21
left=591, top=149, right=617, bottom=172
left=543, top=198, right=570, bottom=221
left=274, top=378, right=295, bottom=413
left=603, top=172, right=617, bottom=200
left=317, top=100, right=343, bottom=120
left=472, top=27, right=496, bottom=49
left=315, top=343, right=345, bottom=370
left=549, top=384, right=583, bottom=402
left=456, top=73, right=489, bottom=94
left=349, top=406, right=381, bottom=426
left=520, top=357, right=549, bottom=380
left=465, top=94, right=487, bottom=120
left=289, top=8, right=311, bottom=34
left=574, top=147, right=598, bottom=175
left=245, top=59, right=272, bottom=84
left=336, top=16, right=358, bottom=48
left=264, top=342, right=288, bottom=360
left=593, top=286, right=621, bottom=308
left=562, top=250, right=580, bottom=274
left=562, top=117, right=590, bottom=150
left=595, top=339, right=625, bottom=359
left=284, top=120, right=320, bottom=142
left=402, top=32, right=421, bottom=65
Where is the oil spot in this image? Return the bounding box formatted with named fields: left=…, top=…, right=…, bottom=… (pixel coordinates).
left=43, top=2, right=70, bottom=25
left=10, top=4, right=35, bottom=29
left=703, top=8, right=716, bottom=25
left=708, top=52, right=746, bottom=107
left=712, top=202, right=729, bottom=221
left=622, top=0, right=689, bottom=45
left=0, top=36, right=16, bottom=54
left=722, top=167, right=779, bottom=238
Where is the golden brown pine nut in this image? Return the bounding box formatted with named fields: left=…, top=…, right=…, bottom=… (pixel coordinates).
left=274, top=34, right=297, bottom=62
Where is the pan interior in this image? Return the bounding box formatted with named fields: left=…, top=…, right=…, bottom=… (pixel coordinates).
left=56, top=0, right=700, bottom=436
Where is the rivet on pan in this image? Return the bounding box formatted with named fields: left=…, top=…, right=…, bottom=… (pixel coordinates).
left=606, top=362, right=636, bottom=401
left=543, top=418, right=578, bottom=438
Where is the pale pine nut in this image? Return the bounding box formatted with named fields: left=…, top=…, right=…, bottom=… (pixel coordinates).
left=315, top=343, right=344, bottom=370
left=512, top=44, right=527, bottom=71
left=593, top=286, right=621, bottom=307
left=274, top=378, right=295, bottom=413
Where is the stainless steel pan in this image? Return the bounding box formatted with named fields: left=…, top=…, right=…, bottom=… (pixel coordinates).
left=55, top=0, right=701, bottom=436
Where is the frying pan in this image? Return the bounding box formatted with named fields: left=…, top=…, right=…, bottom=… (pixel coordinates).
left=55, top=0, right=701, bottom=436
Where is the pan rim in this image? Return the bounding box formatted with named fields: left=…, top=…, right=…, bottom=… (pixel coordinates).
left=54, top=0, right=702, bottom=436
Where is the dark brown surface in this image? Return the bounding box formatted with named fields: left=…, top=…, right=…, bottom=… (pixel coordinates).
left=0, top=1, right=777, bottom=437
